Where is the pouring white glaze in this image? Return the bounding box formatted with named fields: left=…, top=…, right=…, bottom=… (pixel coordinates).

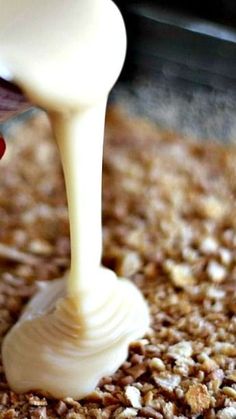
left=0, top=0, right=149, bottom=399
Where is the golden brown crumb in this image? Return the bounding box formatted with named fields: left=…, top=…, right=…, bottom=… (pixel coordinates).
left=185, top=383, right=211, bottom=413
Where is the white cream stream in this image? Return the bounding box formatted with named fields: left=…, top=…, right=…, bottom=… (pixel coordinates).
left=0, top=0, right=149, bottom=399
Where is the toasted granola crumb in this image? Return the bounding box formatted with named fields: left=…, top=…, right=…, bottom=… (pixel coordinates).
left=65, top=413, right=84, bottom=419
left=1, top=409, right=17, bottom=419
left=185, top=383, right=211, bottom=413
left=0, top=393, right=9, bottom=405
left=30, top=407, right=47, bottom=419
left=143, top=390, right=153, bottom=406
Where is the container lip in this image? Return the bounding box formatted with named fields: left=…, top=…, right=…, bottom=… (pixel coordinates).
left=128, top=3, right=236, bottom=44
left=120, top=2, right=236, bottom=93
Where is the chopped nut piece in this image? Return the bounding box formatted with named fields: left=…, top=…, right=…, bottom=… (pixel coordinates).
left=65, top=413, right=84, bottom=419
left=168, top=341, right=193, bottom=359
left=162, top=401, right=175, bottom=418
left=182, top=247, right=198, bottom=263
left=117, top=251, right=141, bottom=277
left=139, top=406, right=163, bottom=419
left=127, top=364, right=147, bottom=379
left=28, top=238, right=53, bottom=255
left=216, top=406, right=236, bottom=419
left=200, top=237, right=218, bottom=254
left=200, top=196, right=226, bottom=220
left=222, top=387, right=236, bottom=399
left=55, top=400, right=68, bottom=416
left=0, top=393, right=8, bottom=406
left=214, top=343, right=236, bottom=357
left=0, top=242, right=39, bottom=265
left=198, top=353, right=218, bottom=373
left=219, top=248, right=232, bottom=265
left=125, top=386, right=142, bottom=408
left=207, top=261, right=227, bottom=283
left=63, top=397, right=81, bottom=408
left=154, top=373, right=181, bottom=392
left=84, top=390, right=103, bottom=402
left=206, top=286, right=225, bottom=300
left=30, top=407, right=47, bottom=419
left=117, top=407, right=138, bottom=418
left=28, top=396, right=47, bottom=406
left=185, top=384, right=211, bottom=413
left=130, top=354, right=144, bottom=365
left=227, top=372, right=236, bottom=382
left=166, top=263, right=195, bottom=288
left=143, top=390, right=153, bottom=406
left=119, top=375, right=134, bottom=386
left=149, top=358, right=165, bottom=371
left=1, top=409, right=17, bottom=419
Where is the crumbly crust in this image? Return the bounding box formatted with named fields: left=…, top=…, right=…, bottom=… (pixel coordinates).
left=0, top=108, right=235, bottom=418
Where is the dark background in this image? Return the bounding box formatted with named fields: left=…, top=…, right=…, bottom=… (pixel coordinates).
left=110, top=1, right=236, bottom=141
left=113, top=1, right=236, bottom=92
left=116, top=0, right=236, bottom=28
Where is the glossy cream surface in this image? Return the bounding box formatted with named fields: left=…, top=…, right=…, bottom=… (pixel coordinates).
left=1, top=0, right=149, bottom=399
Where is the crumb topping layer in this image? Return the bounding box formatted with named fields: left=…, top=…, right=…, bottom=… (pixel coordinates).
left=0, top=108, right=236, bottom=417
